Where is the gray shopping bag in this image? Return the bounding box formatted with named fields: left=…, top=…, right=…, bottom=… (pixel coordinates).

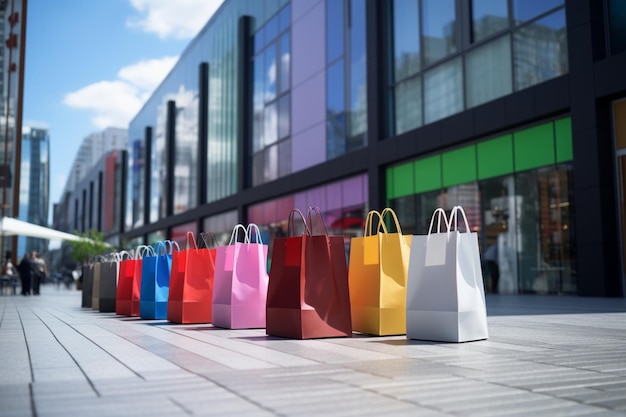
left=406, top=206, right=488, bottom=342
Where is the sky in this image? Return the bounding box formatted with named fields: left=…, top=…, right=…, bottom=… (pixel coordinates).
left=23, top=0, right=224, bottom=222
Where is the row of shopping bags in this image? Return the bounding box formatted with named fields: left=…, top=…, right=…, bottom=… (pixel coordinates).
left=80, top=205, right=487, bottom=343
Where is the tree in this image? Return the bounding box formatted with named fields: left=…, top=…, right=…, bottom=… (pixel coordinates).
left=67, top=230, right=110, bottom=265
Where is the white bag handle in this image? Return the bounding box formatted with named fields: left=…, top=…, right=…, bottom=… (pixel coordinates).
left=135, top=245, right=155, bottom=259
left=449, top=206, right=471, bottom=233
left=228, top=224, right=248, bottom=245
left=246, top=223, right=264, bottom=244
left=428, top=208, right=449, bottom=235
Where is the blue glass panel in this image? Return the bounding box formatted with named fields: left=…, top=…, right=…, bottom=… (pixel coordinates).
left=254, top=26, right=265, bottom=53
left=393, top=0, right=420, bottom=81
left=264, top=43, right=277, bottom=102
left=327, top=59, right=345, bottom=115
left=609, top=0, right=626, bottom=53
left=472, top=0, right=509, bottom=42
left=327, top=0, right=345, bottom=62
left=279, top=4, right=291, bottom=32
left=348, top=0, right=367, bottom=138
left=265, top=13, right=279, bottom=42
left=422, top=0, right=458, bottom=65
left=513, top=0, right=564, bottom=24
left=279, top=33, right=290, bottom=94
left=327, top=114, right=346, bottom=159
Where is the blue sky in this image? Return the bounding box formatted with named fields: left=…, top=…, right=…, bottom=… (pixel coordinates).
left=23, top=0, right=223, bottom=221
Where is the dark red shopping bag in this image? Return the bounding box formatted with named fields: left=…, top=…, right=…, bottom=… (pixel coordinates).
left=266, top=208, right=352, bottom=339
left=167, top=232, right=216, bottom=324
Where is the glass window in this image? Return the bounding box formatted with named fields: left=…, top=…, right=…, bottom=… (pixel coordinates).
left=465, top=35, right=512, bottom=108
left=279, top=33, right=290, bottom=94
left=327, top=59, right=345, bottom=116
left=424, top=58, right=463, bottom=124
left=264, top=102, right=278, bottom=146
left=472, top=0, right=509, bottom=42
left=279, top=4, right=291, bottom=32
left=327, top=114, right=346, bottom=159
left=278, top=139, right=291, bottom=177
left=348, top=0, right=367, bottom=139
left=327, top=0, right=345, bottom=62
left=278, top=94, right=290, bottom=139
left=393, top=0, right=420, bottom=81
left=609, top=0, right=626, bottom=54
left=265, top=14, right=279, bottom=42
left=422, top=0, right=458, bottom=66
left=264, top=145, right=278, bottom=182
left=395, top=75, right=422, bottom=135
left=254, top=26, right=265, bottom=54
left=513, top=0, right=564, bottom=24
left=264, top=44, right=277, bottom=102
left=513, top=10, right=568, bottom=90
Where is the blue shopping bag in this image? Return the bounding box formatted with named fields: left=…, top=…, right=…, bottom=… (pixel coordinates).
left=140, top=241, right=177, bottom=319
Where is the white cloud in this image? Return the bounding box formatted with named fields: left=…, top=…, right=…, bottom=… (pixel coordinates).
left=127, top=0, right=224, bottom=39
left=63, top=56, right=178, bottom=129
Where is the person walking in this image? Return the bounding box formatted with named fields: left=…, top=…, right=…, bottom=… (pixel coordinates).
left=31, top=251, right=48, bottom=295
left=17, top=253, right=34, bottom=296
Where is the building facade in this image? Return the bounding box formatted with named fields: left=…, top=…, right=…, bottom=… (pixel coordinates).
left=17, top=124, right=49, bottom=255
left=121, top=0, right=626, bottom=297
left=0, top=0, right=27, bottom=260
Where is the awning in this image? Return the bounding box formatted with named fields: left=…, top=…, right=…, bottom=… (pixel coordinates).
left=0, top=216, right=85, bottom=242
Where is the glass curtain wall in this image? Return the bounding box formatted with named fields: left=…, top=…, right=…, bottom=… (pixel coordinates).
left=326, top=0, right=368, bottom=159
left=251, top=4, right=292, bottom=187
left=390, top=0, right=567, bottom=136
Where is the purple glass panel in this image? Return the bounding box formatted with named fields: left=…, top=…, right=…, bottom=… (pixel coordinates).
left=291, top=0, right=323, bottom=22
left=293, top=190, right=307, bottom=214
left=291, top=1, right=325, bottom=88
left=306, top=187, right=327, bottom=212
left=342, top=176, right=365, bottom=207
left=292, top=71, right=325, bottom=136
left=276, top=196, right=294, bottom=221
left=291, top=122, right=326, bottom=172
left=326, top=183, right=343, bottom=211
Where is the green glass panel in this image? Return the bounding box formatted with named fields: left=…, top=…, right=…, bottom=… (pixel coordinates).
left=477, top=134, right=514, bottom=180
left=386, top=168, right=394, bottom=200
left=414, top=155, right=442, bottom=193
left=514, top=122, right=555, bottom=171
left=555, top=117, right=573, bottom=162
left=442, top=146, right=477, bottom=187
left=387, top=162, right=413, bottom=198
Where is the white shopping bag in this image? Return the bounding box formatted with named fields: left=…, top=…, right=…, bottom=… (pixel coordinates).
left=406, top=206, right=488, bottom=342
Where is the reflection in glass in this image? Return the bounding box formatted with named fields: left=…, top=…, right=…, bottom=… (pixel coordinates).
left=326, top=0, right=345, bottom=62
left=348, top=0, right=367, bottom=140
left=466, top=35, right=512, bottom=108
left=327, top=114, right=346, bottom=159
left=278, top=94, right=290, bottom=139
left=472, top=0, right=509, bottom=42
left=265, top=14, right=279, bottom=45
left=264, top=144, right=278, bottom=182
left=395, top=75, right=422, bottom=134
left=264, top=44, right=277, bottom=102
left=264, top=102, right=278, bottom=146
left=278, top=139, right=291, bottom=177
left=279, top=33, right=290, bottom=94
left=422, top=0, right=458, bottom=65
left=513, top=0, right=564, bottom=24
left=513, top=10, right=568, bottom=90
left=279, top=3, right=291, bottom=32
left=424, top=58, right=463, bottom=124
left=327, top=60, right=345, bottom=115
left=393, top=0, right=420, bottom=81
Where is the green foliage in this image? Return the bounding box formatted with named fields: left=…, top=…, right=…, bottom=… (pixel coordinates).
left=68, top=230, right=110, bottom=264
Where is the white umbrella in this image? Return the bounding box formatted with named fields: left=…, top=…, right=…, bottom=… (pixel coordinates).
left=0, top=216, right=85, bottom=242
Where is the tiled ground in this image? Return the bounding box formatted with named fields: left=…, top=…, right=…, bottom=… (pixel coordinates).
left=2, top=287, right=626, bottom=417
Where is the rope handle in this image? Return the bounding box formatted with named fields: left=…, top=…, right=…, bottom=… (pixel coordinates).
left=306, top=206, right=329, bottom=236
left=288, top=209, right=310, bottom=237
left=449, top=205, right=471, bottom=233
left=228, top=224, right=248, bottom=245
left=247, top=223, right=264, bottom=244
left=427, top=208, right=449, bottom=236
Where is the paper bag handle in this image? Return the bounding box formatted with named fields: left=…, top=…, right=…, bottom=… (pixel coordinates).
left=380, top=208, right=403, bottom=234
left=228, top=224, right=248, bottom=245
left=198, top=232, right=218, bottom=249
left=428, top=208, right=449, bottom=235
left=247, top=223, right=264, bottom=244
left=288, top=209, right=309, bottom=236
left=119, top=250, right=133, bottom=260
left=449, top=206, right=471, bottom=233
left=135, top=245, right=155, bottom=259
left=364, top=210, right=387, bottom=236
left=182, top=232, right=197, bottom=250
left=307, top=206, right=329, bottom=236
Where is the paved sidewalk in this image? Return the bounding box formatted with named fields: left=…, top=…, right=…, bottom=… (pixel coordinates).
left=2, top=287, right=626, bottom=417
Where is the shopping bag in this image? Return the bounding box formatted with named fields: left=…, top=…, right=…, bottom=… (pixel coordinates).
left=167, top=232, right=217, bottom=324
left=266, top=207, right=352, bottom=339
left=213, top=224, right=269, bottom=329
left=81, top=261, right=95, bottom=308
left=348, top=208, right=412, bottom=335
left=99, top=253, right=120, bottom=312
left=406, top=206, right=488, bottom=342
left=91, top=256, right=102, bottom=310
left=116, top=247, right=151, bottom=316
left=140, top=241, right=178, bottom=319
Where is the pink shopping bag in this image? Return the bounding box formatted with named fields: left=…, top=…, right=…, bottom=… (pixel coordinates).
left=212, top=223, right=269, bottom=329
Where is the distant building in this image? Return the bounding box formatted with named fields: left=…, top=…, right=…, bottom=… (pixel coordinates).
left=17, top=124, right=49, bottom=256
left=0, top=0, right=27, bottom=261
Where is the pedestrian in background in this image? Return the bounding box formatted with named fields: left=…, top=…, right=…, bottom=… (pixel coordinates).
left=31, top=251, right=48, bottom=295
left=17, top=253, right=34, bottom=296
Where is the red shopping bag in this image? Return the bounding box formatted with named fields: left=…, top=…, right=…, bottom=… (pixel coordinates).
left=167, top=232, right=216, bottom=324
left=266, top=208, right=352, bottom=339
left=115, top=250, right=138, bottom=316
